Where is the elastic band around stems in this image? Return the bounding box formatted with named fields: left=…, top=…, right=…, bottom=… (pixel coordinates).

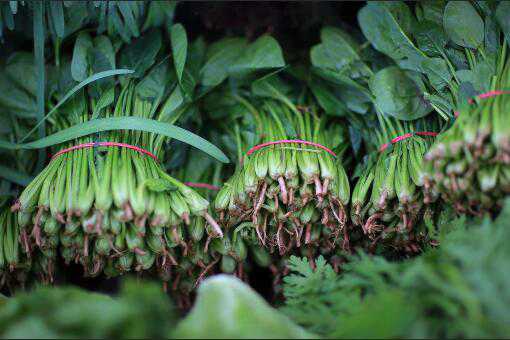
left=379, top=131, right=438, bottom=152
left=454, top=90, right=510, bottom=118
left=51, top=142, right=159, bottom=161
left=184, top=182, right=220, bottom=191
left=245, top=139, right=337, bottom=158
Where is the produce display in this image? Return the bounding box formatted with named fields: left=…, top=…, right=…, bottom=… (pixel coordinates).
left=0, top=1, right=509, bottom=339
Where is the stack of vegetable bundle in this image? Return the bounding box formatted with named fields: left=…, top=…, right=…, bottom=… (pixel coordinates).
left=310, top=24, right=444, bottom=253
left=347, top=1, right=510, bottom=215
left=9, top=28, right=227, bottom=291
left=212, top=82, right=351, bottom=257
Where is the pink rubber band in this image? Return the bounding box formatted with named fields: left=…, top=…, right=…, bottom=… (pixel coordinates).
left=379, top=131, right=438, bottom=152
left=245, top=139, right=337, bottom=157
left=184, top=182, right=220, bottom=191
left=51, top=142, right=159, bottom=161
left=454, top=90, right=510, bottom=117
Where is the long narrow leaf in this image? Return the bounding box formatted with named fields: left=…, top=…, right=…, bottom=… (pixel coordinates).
left=21, top=69, right=134, bottom=143
left=33, top=1, right=46, bottom=171
left=170, top=23, right=187, bottom=84
left=3, top=117, right=229, bottom=163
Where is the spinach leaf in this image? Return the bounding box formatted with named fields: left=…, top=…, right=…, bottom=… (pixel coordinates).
left=370, top=66, right=431, bottom=120
left=443, top=1, right=484, bottom=49
left=170, top=23, right=187, bottom=84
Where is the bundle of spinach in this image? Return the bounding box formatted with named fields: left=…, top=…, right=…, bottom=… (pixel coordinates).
left=355, top=1, right=510, bottom=214
left=207, top=77, right=350, bottom=265
left=9, top=27, right=229, bottom=291
left=311, top=25, right=444, bottom=254
left=281, top=199, right=510, bottom=338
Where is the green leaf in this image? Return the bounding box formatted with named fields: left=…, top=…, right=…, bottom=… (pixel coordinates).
left=496, top=2, right=510, bottom=47
left=160, top=85, right=184, bottom=122
left=229, top=35, right=285, bottom=74
left=49, top=1, right=65, bottom=38
left=2, top=117, right=229, bottom=164
left=312, top=27, right=362, bottom=72
left=170, top=23, right=187, bottom=84
left=443, top=1, right=484, bottom=49
left=118, top=1, right=140, bottom=38
left=91, top=86, right=115, bottom=119
left=358, top=2, right=419, bottom=61
left=119, top=30, right=162, bottom=78
left=370, top=66, right=431, bottom=120
left=33, top=1, right=46, bottom=170
left=142, top=1, right=176, bottom=31
left=144, top=178, right=176, bottom=192
left=174, top=275, right=315, bottom=338
left=200, top=38, right=247, bottom=87
left=414, top=21, right=448, bottom=58
left=136, top=61, right=170, bottom=99
left=9, top=1, right=17, bottom=14
left=71, top=32, right=93, bottom=82
left=421, top=57, right=452, bottom=91
left=21, top=69, right=135, bottom=143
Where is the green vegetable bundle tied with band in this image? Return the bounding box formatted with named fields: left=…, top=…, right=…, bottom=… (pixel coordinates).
left=214, top=94, right=350, bottom=256
left=350, top=117, right=441, bottom=252
left=425, top=57, right=510, bottom=214
left=352, top=1, right=510, bottom=215
left=10, top=30, right=224, bottom=282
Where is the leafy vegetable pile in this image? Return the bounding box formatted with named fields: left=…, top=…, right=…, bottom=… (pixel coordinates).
left=0, top=1, right=510, bottom=338
left=280, top=198, right=510, bottom=338
left=214, top=94, right=350, bottom=257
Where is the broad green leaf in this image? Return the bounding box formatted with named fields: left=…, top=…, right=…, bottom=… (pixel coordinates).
left=414, top=21, right=448, bottom=58
left=200, top=38, right=247, bottom=87
left=118, top=1, right=140, bottom=38
left=421, top=57, right=452, bottom=91
left=309, top=78, right=348, bottom=117
left=443, top=1, right=484, bottom=49
left=358, top=2, right=419, bottom=61
left=142, top=1, right=176, bottom=31
left=416, top=1, right=445, bottom=25
left=71, top=32, right=93, bottom=82
left=229, top=35, right=285, bottom=74
left=136, top=62, right=170, bottom=99
left=0, top=72, right=37, bottom=118
left=160, top=85, right=184, bottom=122
left=119, top=30, right=161, bottom=78
left=1, top=117, right=229, bottom=163
left=91, top=86, right=115, bottom=119
left=174, top=275, right=315, bottom=338
left=370, top=66, right=431, bottom=120
left=170, top=23, right=187, bottom=83
left=5, top=53, right=37, bottom=96
left=92, top=35, right=115, bottom=70
left=496, top=2, right=510, bottom=47
left=187, top=37, right=206, bottom=80
left=21, top=69, right=134, bottom=142
left=312, top=68, right=372, bottom=114
left=315, top=27, right=362, bottom=72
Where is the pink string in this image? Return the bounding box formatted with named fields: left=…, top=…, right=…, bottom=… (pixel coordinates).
left=379, top=131, right=438, bottom=152
left=184, top=182, right=220, bottom=191
left=454, top=90, right=510, bottom=117
left=51, top=142, right=159, bottom=161
left=245, top=139, right=337, bottom=157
